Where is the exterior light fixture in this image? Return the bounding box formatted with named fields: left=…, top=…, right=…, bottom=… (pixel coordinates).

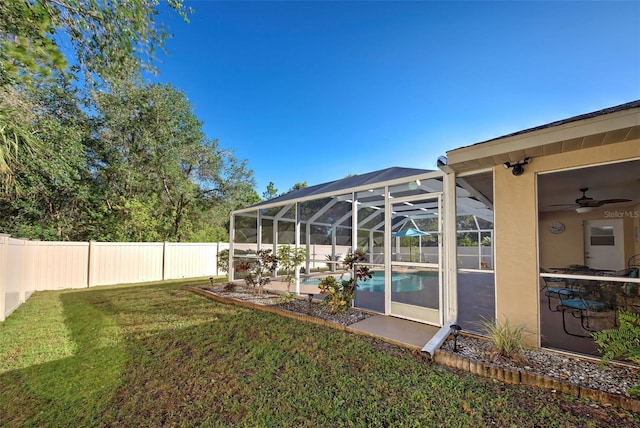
left=503, top=157, right=531, bottom=176
left=209, top=277, right=214, bottom=287
left=437, top=155, right=455, bottom=174
left=450, top=324, right=462, bottom=352
left=307, top=293, right=314, bottom=312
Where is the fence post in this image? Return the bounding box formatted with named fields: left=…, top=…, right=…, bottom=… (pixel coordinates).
left=215, top=242, right=219, bottom=277
left=88, top=240, right=95, bottom=287
left=162, top=242, right=168, bottom=281
left=0, top=234, right=10, bottom=321
left=18, top=239, right=26, bottom=305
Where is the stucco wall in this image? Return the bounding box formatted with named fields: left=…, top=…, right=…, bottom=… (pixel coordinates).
left=494, top=139, right=640, bottom=346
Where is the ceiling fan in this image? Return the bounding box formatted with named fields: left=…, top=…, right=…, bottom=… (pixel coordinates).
left=551, top=187, right=632, bottom=209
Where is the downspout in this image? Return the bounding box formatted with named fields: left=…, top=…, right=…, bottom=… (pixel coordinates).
left=423, top=156, right=459, bottom=355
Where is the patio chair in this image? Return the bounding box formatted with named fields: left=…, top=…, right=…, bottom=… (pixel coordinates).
left=621, top=267, right=640, bottom=313
left=557, top=287, right=614, bottom=338
left=540, top=270, right=589, bottom=312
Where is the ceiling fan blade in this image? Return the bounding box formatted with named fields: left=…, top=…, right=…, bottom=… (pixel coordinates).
left=580, top=200, right=605, bottom=208
left=600, top=198, right=632, bottom=205
left=550, top=188, right=631, bottom=210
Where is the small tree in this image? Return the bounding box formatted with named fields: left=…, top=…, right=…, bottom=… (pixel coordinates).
left=244, top=249, right=278, bottom=294
left=217, top=249, right=229, bottom=274
left=277, top=245, right=307, bottom=294
left=318, top=248, right=372, bottom=313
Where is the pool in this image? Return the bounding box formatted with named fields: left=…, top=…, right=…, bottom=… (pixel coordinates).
left=301, top=271, right=436, bottom=293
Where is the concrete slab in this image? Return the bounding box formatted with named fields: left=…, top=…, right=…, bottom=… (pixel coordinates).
left=347, top=315, right=439, bottom=350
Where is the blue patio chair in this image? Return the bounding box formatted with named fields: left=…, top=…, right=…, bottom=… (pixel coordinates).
left=558, top=297, right=613, bottom=337
left=557, top=284, right=615, bottom=337
left=540, top=270, right=589, bottom=312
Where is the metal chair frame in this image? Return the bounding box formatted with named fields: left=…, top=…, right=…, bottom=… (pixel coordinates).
left=558, top=296, right=612, bottom=337
left=541, top=275, right=589, bottom=312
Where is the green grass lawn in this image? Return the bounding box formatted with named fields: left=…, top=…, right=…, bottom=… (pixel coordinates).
left=1, top=279, right=638, bottom=427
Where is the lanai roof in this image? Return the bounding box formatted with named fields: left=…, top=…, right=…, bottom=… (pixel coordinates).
left=250, top=166, right=434, bottom=208
left=235, top=165, right=493, bottom=225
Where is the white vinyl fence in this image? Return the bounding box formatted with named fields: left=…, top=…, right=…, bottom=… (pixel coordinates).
left=0, top=234, right=229, bottom=321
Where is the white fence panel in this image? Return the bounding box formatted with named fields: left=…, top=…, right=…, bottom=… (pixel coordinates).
left=89, top=242, right=164, bottom=287
left=164, top=242, right=221, bottom=279
left=33, top=241, right=89, bottom=290
left=0, top=238, right=235, bottom=321
left=5, top=238, right=25, bottom=318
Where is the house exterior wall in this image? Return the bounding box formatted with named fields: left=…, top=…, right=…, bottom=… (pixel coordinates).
left=493, top=139, right=640, bottom=346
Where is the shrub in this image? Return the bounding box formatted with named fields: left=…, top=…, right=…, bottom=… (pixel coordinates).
left=480, top=316, right=527, bottom=364
left=279, top=291, right=296, bottom=305
left=318, top=248, right=372, bottom=313
left=592, top=311, right=640, bottom=397
left=318, top=275, right=353, bottom=313
left=592, top=311, right=640, bottom=365
left=244, top=249, right=278, bottom=293
left=217, top=249, right=229, bottom=274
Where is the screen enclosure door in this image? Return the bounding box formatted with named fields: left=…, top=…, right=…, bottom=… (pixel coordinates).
left=389, top=194, right=442, bottom=326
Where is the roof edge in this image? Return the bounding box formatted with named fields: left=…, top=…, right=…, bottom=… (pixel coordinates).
left=446, top=100, right=640, bottom=166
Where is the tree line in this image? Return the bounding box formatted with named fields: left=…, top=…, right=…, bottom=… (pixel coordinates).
left=1, top=1, right=260, bottom=242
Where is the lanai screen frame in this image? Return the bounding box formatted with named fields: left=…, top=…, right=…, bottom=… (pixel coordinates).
left=230, top=168, right=445, bottom=285
left=229, top=167, right=494, bottom=321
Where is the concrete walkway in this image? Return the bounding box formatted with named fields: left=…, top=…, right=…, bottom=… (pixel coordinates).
left=347, top=315, right=440, bottom=350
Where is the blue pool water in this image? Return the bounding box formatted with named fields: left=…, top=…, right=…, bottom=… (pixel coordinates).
left=301, top=271, right=436, bottom=293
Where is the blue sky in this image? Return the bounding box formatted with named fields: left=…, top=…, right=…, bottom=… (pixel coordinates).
left=153, top=1, right=640, bottom=196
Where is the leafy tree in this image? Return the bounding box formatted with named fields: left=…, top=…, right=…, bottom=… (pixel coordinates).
left=285, top=181, right=308, bottom=194
left=262, top=181, right=278, bottom=200
left=0, top=86, right=39, bottom=191
left=89, top=82, right=256, bottom=241
left=0, top=0, right=191, bottom=188
left=0, top=2, right=260, bottom=242
left=0, top=76, right=95, bottom=240
left=0, top=0, right=191, bottom=88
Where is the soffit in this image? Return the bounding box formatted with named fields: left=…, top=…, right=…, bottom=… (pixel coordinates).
left=446, top=107, right=640, bottom=173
